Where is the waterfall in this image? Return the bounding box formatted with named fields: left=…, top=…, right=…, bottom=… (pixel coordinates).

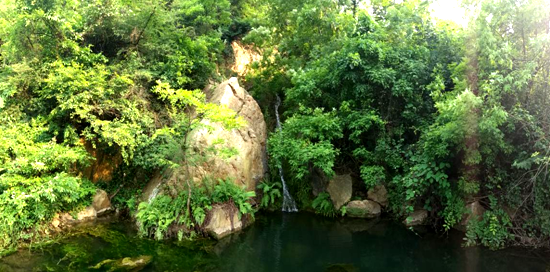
left=275, top=95, right=298, bottom=212
left=148, top=182, right=161, bottom=203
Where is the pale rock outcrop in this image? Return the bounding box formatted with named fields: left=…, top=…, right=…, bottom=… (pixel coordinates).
left=367, top=185, right=388, bottom=207
left=345, top=200, right=381, bottom=219
left=326, top=174, right=352, bottom=210
left=204, top=205, right=243, bottom=240
left=189, top=77, right=267, bottom=191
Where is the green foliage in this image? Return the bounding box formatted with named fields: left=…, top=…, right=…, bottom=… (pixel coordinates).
left=269, top=107, right=343, bottom=180
left=312, top=192, right=337, bottom=217
left=465, top=198, right=513, bottom=249
left=0, top=118, right=96, bottom=252
left=136, top=179, right=255, bottom=240
left=212, top=179, right=256, bottom=218
left=257, top=181, right=282, bottom=209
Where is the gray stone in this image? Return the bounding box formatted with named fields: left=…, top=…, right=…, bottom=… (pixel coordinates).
left=326, top=174, right=352, bottom=210
left=204, top=205, right=243, bottom=240
left=403, top=209, right=428, bottom=227
left=345, top=200, right=381, bottom=218
left=92, top=189, right=111, bottom=216
left=457, top=201, right=485, bottom=232
left=367, top=185, right=388, bottom=207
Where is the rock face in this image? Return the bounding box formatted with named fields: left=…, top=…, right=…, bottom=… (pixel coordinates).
left=326, top=174, right=352, bottom=210
left=92, top=189, right=112, bottom=215
left=457, top=201, right=485, bottom=231
left=345, top=200, right=381, bottom=219
left=403, top=209, right=428, bottom=227
left=204, top=205, right=243, bottom=240
left=367, top=185, right=388, bottom=207
left=188, top=77, right=268, bottom=191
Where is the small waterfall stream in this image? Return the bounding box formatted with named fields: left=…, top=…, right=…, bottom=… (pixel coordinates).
left=148, top=182, right=161, bottom=203
left=275, top=95, right=298, bottom=212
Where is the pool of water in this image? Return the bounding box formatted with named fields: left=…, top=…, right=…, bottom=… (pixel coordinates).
left=1, top=212, right=548, bottom=271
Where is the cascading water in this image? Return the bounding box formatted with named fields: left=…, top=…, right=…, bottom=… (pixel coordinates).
left=148, top=182, right=161, bottom=203
left=275, top=95, right=298, bottom=212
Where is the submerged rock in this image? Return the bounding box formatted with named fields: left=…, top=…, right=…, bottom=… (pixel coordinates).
left=345, top=200, right=381, bottom=218
left=326, top=174, right=352, bottom=210
left=403, top=209, right=428, bottom=227
left=367, top=185, right=388, bottom=207
left=90, top=255, right=152, bottom=272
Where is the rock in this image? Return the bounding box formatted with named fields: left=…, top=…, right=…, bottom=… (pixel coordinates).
left=326, top=174, right=352, bottom=210
left=77, top=206, right=97, bottom=221
left=142, top=78, right=268, bottom=200
left=403, top=209, right=428, bottom=227
left=92, top=189, right=112, bottom=216
left=191, top=78, right=267, bottom=191
left=80, top=139, right=123, bottom=183
left=310, top=167, right=328, bottom=197
left=90, top=255, right=152, bottom=271
left=345, top=200, right=381, bottom=219
left=457, top=201, right=485, bottom=232
left=204, top=204, right=243, bottom=240
left=58, top=206, right=97, bottom=226
left=367, top=185, right=388, bottom=207
left=231, top=41, right=262, bottom=77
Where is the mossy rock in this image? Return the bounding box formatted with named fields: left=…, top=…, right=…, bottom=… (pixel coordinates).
left=90, top=255, right=152, bottom=272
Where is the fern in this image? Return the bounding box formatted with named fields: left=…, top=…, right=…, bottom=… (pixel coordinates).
left=312, top=192, right=337, bottom=217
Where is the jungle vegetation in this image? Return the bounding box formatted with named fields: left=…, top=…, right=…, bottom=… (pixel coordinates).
left=0, top=0, right=549, bottom=251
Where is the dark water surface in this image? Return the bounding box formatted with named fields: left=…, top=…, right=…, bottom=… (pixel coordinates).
left=1, top=213, right=548, bottom=271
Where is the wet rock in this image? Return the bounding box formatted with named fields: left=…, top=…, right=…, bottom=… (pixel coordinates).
left=345, top=200, right=381, bottom=219
left=90, top=255, right=152, bottom=271
left=204, top=205, right=243, bottom=240
left=326, top=174, right=352, bottom=210
left=367, top=185, right=388, bottom=207
left=92, top=189, right=112, bottom=216
left=403, top=209, right=428, bottom=227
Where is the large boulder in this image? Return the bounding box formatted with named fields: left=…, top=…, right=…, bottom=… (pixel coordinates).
left=367, top=185, right=388, bottom=207
left=326, top=174, right=352, bottom=210
left=345, top=200, right=381, bottom=219
left=141, top=78, right=268, bottom=200
left=204, top=204, right=244, bottom=240
left=403, top=209, right=428, bottom=227
left=191, top=77, right=267, bottom=191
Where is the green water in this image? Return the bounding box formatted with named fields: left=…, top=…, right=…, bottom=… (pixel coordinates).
left=1, top=213, right=548, bottom=271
